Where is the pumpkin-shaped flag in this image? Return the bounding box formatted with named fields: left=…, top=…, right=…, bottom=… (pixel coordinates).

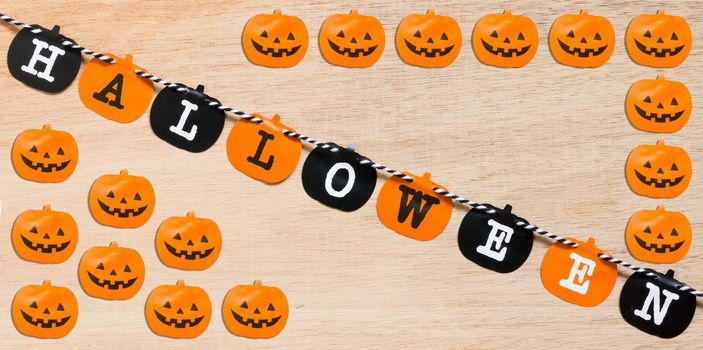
left=78, top=241, right=145, bottom=300
left=619, top=269, right=696, bottom=338
left=301, top=144, right=377, bottom=212
left=89, top=169, right=155, bottom=228
left=222, top=280, right=289, bottom=338
left=625, top=74, right=691, bottom=133
left=155, top=211, right=222, bottom=270
left=472, top=10, right=539, bottom=68
left=79, top=53, right=155, bottom=123
left=226, top=114, right=302, bottom=184
left=395, top=10, right=462, bottom=68
left=377, top=172, right=453, bottom=241
left=625, top=140, right=691, bottom=198
left=319, top=10, right=385, bottom=67
left=7, top=25, right=81, bottom=92
left=626, top=10, right=691, bottom=68
left=150, top=84, right=225, bottom=153
left=458, top=204, right=534, bottom=273
left=11, top=123, right=78, bottom=183
left=549, top=9, right=615, bottom=67
left=145, top=280, right=211, bottom=338
left=625, top=205, right=691, bottom=264
left=541, top=237, right=617, bottom=307
left=11, top=204, right=78, bottom=264
left=242, top=9, right=309, bottom=68
left=12, top=280, right=78, bottom=338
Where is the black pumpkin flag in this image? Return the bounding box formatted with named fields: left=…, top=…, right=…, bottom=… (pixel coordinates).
left=619, top=269, right=696, bottom=338
left=150, top=84, right=225, bottom=152
left=458, top=204, right=533, bottom=273
left=301, top=144, right=377, bottom=212
left=7, top=25, right=81, bottom=93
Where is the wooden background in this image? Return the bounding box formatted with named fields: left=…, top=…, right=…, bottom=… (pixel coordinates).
left=0, top=1, right=701, bottom=348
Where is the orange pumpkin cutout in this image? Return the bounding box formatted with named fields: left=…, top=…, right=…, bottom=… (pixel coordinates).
left=626, top=10, right=691, bottom=68
left=222, top=280, right=289, bottom=339
left=11, top=123, right=78, bottom=183
left=78, top=242, right=145, bottom=300
left=79, top=53, right=154, bottom=123
left=226, top=114, right=302, bottom=184
left=549, top=9, right=615, bottom=67
left=396, top=10, right=462, bottom=68
left=377, top=172, right=453, bottom=241
left=472, top=10, right=539, bottom=68
left=12, top=280, right=78, bottom=338
left=626, top=205, right=691, bottom=264
left=541, top=237, right=617, bottom=307
left=319, top=10, right=385, bottom=68
left=11, top=204, right=78, bottom=264
left=626, top=74, right=691, bottom=133
left=625, top=140, right=691, bottom=198
left=242, top=9, right=308, bottom=68
left=155, top=211, right=222, bottom=270
left=145, top=280, right=211, bottom=338
left=88, top=169, right=155, bottom=228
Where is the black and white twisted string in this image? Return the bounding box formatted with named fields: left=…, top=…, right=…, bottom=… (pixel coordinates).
left=598, top=253, right=703, bottom=296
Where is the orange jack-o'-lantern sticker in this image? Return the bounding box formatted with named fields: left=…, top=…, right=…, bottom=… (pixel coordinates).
left=79, top=53, right=154, bottom=123
left=222, top=280, right=289, bottom=338
left=625, top=140, right=692, bottom=198
left=396, top=10, right=462, bottom=68
left=472, top=10, right=539, bottom=68
left=626, top=10, right=691, bottom=68
left=11, top=204, right=78, bottom=264
left=549, top=9, right=615, bottom=68
left=625, top=74, right=691, bottom=133
left=12, top=280, right=78, bottom=339
left=319, top=9, right=385, bottom=68
left=155, top=211, right=222, bottom=270
left=242, top=9, right=309, bottom=68
left=541, top=237, right=617, bottom=307
left=88, top=169, right=156, bottom=228
left=226, top=114, right=302, bottom=184
left=145, top=280, right=212, bottom=339
left=377, top=172, right=453, bottom=241
left=11, top=123, right=78, bottom=183
left=78, top=241, right=146, bottom=300
left=625, top=205, right=691, bottom=264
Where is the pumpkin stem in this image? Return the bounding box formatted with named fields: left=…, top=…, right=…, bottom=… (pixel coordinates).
left=421, top=172, right=431, bottom=181
left=253, top=280, right=262, bottom=286
left=656, top=204, right=666, bottom=211
left=657, top=9, right=665, bottom=15
left=665, top=269, right=675, bottom=278
left=42, top=280, right=52, bottom=286
left=503, top=9, right=512, bottom=16
left=426, top=9, right=436, bottom=15
left=656, top=139, right=666, bottom=147
left=503, top=204, right=512, bottom=214
left=196, top=84, right=205, bottom=92
left=579, top=9, right=589, bottom=15
left=124, top=54, right=133, bottom=64
left=350, top=9, right=359, bottom=15
left=119, top=169, right=129, bottom=176
left=656, top=74, right=665, bottom=81
left=109, top=241, right=119, bottom=247
left=42, top=123, right=52, bottom=130
left=42, top=204, right=52, bottom=211
left=271, top=114, right=281, bottom=123
left=50, top=25, right=60, bottom=34
left=273, top=9, right=282, bottom=15
left=176, top=280, right=185, bottom=286
left=186, top=211, right=196, bottom=218
left=584, top=237, right=596, bottom=246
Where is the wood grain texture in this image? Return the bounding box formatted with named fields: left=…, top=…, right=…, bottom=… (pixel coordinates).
left=0, top=1, right=702, bottom=348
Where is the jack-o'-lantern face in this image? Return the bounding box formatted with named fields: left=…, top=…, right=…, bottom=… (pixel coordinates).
left=11, top=204, right=78, bottom=264
left=549, top=9, right=615, bottom=67
left=155, top=212, right=222, bottom=270
left=473, top=10, right=539, bottom=67
left=396, top=10, right=462, bottom=67
left=626, top=10, right=691, bottom=67
left=626, top=205, right=691, bottom=263
left=222, top=280, right=289, bottom=338
left=319, top=10, right=385, bottom=67
left=242, top=9, right=309, bottom=67
left=626, top=74, right=691, bottom=133
left=78, top=242, right=145, bottom=300
left=625, top=140, right=692, bottom=198
left=12, top=280, right=78, bottom=338
left=88, top=169, right=155, bottom=227
left=146, top=280, right=211, bottom=338
left=11, top=123, right=78, bottom=183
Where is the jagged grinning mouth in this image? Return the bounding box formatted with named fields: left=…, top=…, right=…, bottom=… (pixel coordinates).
left=633, top=169, right=684, bottom=188
left=404, top=39, right=454, bottom=57
left=231, top=310, right=281, bottom=328
left=557, top=39, right=607, bottom=57
left=327, top=39, right=377, bottom=57
left=20, top=310, right=71, bottom=328
left=97, top=199, right=148, bottom=218
left=634, top=39, right=684, bottom=57
left=164, top=241, right=214, bottom=260
left=154, top=310, right=204, bottom=328
left=20, top=235, right=71, bottom=253
left=20, top=154, right=70, bottom=172
left=634, top=105, right=684, bottom=123
left=635, top=235, right=684, bottom=253
left=87, top=271, right=138, bottom=290
left=480, top=39, right=531, bottom=57
left=250, top=38, right=301, bottom=57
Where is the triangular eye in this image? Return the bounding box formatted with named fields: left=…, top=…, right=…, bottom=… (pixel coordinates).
left=671, top=32, right=679, bottom=40
left=517, top=32, right=525, bottom=40
left=57, top=228, right=65, bottom=236
left=643, top=161, right=651, bottom=168
left=134, top=193, right=142, bottom=200
left=643, top=226, right=652, bottom=233
left=644, top=30, right=651, bottom=38
left=260, top=30, right=268, bottom=38
left=29, top=226, right=38, bottom=233
left=441, top=32, right=448, bottom=40
left=30, top=301, right=38, bottom=309
left=337, top=30, right=344, bottom=38
left=643, top=96, right=651, bottom=103
left=567, top=30, right=575, bottom=38
left=414, top=30, right=421, bottom=38
left=268, top=303, right=275, bottom=311
left=490, top=30, right=498, bottom=38
left=124, top=265, right=131, bottom=273
left=287, top=32, right=295, bottom=40
left=594, top=33, right=602, bottom=40
left=30, top=145, right=38, bottom=153
left=57, top=303, right=64, bottom=311
left=57, top=147, right=64, bottom=155
left=201, top=235, right=209, bottom=243
left=364, top=32, right=372, bottom=40
left=191, top=303, right=198, bottom=311
left=671, top=163, right=678, bottom=171
left=671, top=98, right=678, bottom=106
left=174, top=232, right=182, bottom=240
left=97, top=262, right=105, bottom=270
left=164, top=301, right=171, bottom=309
left=671, top=228, right=679, bottom=236
left=240, top=301, right=248, bottom=309
left=107, top=191, right=115, bottom=198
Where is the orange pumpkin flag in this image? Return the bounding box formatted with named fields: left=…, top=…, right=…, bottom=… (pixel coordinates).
left=12, top=280, right=78, bottom=338
left=78, top=242, right=145, bottom=300
left=242, top=9, right=308, bottom=67
left=396, top=9, right=462, bottom=68
left=625, top=205, right=691, bottom=264
left=541, top=237, right=618, bottom=307
left=155, top=211, right=222, bottom=270
left=549, top=9, right=615, bottom=67
left=88, top=169, right=156, bottom=228
left=625, top=140, right=691, bottom=198
left=222, top=280, right=289, bottom=338
left=319, top=9, right=385, bottom=67
left=226, top=114, right=302, bottom=184
left=11, top=204, right=78, bottom=264
left=376, top=172, right=453, bottom=241
left=79, top=53, right=154, bottom=123
left=626, top=74, right=691, bottom=133
left=11, top=123, right=78, bottom=183
left=145, top=280, right=211, bottom=338
left=626, top=10, right=691, bottom=68
left=472, top=10, right=539, bottom=68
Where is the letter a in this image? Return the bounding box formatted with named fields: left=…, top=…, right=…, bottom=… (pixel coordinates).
left=397, top=185, right=440, bottom=228
left=21, top=38, right=65, bottom=83
left=92, top=74, right=125, bottom=109
left=633, top=282, right=679, bottom=326
left=169, top=100, right=198, bottom=141
left=247, top=130, right=275, bottom=170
